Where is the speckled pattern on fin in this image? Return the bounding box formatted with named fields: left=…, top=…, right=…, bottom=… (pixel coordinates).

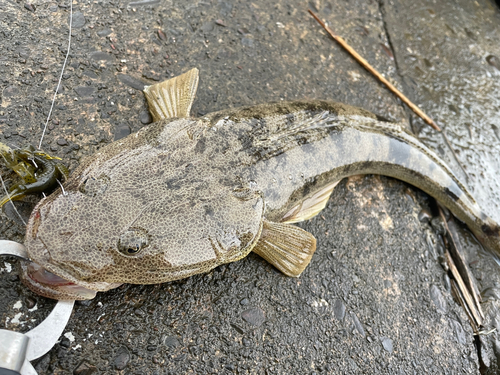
left=143, top=68, right=199, bottom=121
left=281, top=181, right=340, bottom=224
left=252, top=220, right=317, bottom=277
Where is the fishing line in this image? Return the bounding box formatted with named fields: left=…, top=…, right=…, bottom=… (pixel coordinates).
left=0, top=0, right=73, bottom=226
left=38, top=0, right=74, bottom=150
left=56, top=179, right=68, bottom=196
left=0, top=173, right=27, bottom=226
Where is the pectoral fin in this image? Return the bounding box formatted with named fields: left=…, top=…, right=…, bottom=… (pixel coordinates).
left=143, top=68, right=199, bottom=121
left=281, top=181, right=339, bottom=223
left=252, top=220, right=317, bottom=277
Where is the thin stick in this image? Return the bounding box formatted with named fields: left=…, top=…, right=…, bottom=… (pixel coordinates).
left=39, top=0, right=73, bottom=150
left=438, top=206, right=483, bottom=329
left=450, top=279, right=479, bottom=334
left=308, top=9, right=441, bottom=132
left=445, top=251, right=482, bottom=327
left=309, top=10, right=470, bottom=181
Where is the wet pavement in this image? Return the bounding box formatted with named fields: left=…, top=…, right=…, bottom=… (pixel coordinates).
left=1, top=0, right=500, bottom=373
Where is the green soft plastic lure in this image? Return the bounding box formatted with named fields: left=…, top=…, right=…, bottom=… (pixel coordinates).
left=0, top=143, right=68, bottom=207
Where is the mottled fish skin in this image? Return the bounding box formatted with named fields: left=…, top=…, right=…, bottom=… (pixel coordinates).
left=23, top=100, right=500, bottom=297
left=205, top=101, right=500, bottom=246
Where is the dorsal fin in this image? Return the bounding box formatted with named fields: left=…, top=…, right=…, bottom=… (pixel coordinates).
left=143, top=68, right=199, bottom=121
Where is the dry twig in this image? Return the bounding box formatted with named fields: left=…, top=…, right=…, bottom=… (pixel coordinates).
left=308, top=9, right=472, bottom=181
left=308, top=9, right=440, bottom=131
left=438, top=206, right=483, bottom=331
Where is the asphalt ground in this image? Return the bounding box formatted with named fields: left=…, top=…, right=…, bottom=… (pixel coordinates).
left=1, top=0, right=500, bottom=374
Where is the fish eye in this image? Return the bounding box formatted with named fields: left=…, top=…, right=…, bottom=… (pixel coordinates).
left=118, top=228, right=149, bottom=256
left=125, top=245, right=140, bottom=254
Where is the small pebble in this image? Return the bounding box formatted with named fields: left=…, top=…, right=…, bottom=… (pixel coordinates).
left=72, top=11, right=86, bottom=28
left=164, top=336, right=180, bottom=348
left=333, top=299, right=346, bottom=321
left=139, top=111, right=153, bottom=124
left=24, top=3, right=35, bottom=12
left=241, top=307, right=265, bottom=327
left=429, top=284, right=447, bottom=313
left=117, top=74, right=146, bottom=90
left=157, top=29, right=166, bottom=40
left=381, top=337, right=393, bottom=353
left=59, top=338, right=71, bottom=348
left=114, top=347, right=130, bottom=370
left=25, top=297, right=36, bottom=309
left=486, top=55, right=500, bottom=71
left=97, top=29, right=112, bottom=37
left=73, top=360, right=97, bottom=375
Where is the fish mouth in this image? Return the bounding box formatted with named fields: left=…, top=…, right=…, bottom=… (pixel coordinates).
left=23, top=208, right=122, bottom=300
left=20, top=261, right=120, bottom=300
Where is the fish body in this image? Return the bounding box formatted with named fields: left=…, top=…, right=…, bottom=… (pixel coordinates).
left=19, top=70, right=500, bottom=300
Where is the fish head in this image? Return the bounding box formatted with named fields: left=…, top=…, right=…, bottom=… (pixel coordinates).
left=22, top=119, right=265, bottom=300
